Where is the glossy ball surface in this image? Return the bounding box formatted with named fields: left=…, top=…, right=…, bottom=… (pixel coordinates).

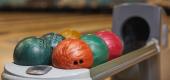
left=41, top=32, right=65, bottom=48
left=81, top=34, right=109, bottom=67
left=95, top=31, right=123, bottom=60
left=52, top=39, right=93, bottom=69
left=13, top=37, right=52, bottom=66
left=60, top=29, right=81, bottom=39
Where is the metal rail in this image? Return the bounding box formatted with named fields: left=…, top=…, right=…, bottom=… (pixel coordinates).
left=90, top=40, right=160, bottom=80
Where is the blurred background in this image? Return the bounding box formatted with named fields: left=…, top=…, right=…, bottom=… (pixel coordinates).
left=0, top=0, right=144, bottom=9
left=0, top=0, right=169, bottom=13
left=0, top=0, right=170, bottom=80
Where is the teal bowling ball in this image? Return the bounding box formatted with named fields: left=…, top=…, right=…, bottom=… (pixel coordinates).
left=13, top=37, right=52, bottom=66
left=41, top=32, right=65, bottom=48
left=81, top=34, right=109, bottom=67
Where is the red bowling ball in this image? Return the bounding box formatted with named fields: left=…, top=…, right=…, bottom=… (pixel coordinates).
left=95, top=31, right=123, bottom=60
left=52, top=39, right=93, bottom=69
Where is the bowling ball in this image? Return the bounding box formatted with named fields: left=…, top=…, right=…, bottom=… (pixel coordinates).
left=41, top=32, right=65, bottom=48
left=95, top=31, right=123, bottom=60
left=60, top=29, right=81, bottom=39
left=13, top=37, right=52, bottom=66
left=52, top=39, right=93, bottom=69
left=81, top=34, right=109, bottom=67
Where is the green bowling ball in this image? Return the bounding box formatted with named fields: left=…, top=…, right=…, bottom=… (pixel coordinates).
left=41, top=32, right=65, bottom=48
left=13, top=36, right=52, bottom=66
left=81, top=34, right=109, bottom=67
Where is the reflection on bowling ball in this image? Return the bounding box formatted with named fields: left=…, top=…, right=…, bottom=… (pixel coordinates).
left=13, top=37, right=52, bottom=66
left=95, top=31, right=123, bottom=60
left=81, top=34, right=109, bottom=67
left=60, top=29, right=81, bottom=39
left=52, top=39, right=93, bottom=69
left=41, top=32, right=65, bottom=48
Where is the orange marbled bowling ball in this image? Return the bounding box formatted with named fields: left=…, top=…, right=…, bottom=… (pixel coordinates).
left=52, top=39, right=93, bottom=69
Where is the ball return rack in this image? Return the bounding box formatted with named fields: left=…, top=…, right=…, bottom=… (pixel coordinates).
left=91, top=39, right=160, bottom=80
left=2, top=3, right=170, bottom=80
